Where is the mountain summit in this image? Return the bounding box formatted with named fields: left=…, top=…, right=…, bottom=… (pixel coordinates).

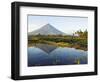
left=28, top=24, right=66, bottom=35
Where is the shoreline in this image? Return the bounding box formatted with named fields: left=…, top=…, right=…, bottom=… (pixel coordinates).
left=28, top=42, right=87, bottom=51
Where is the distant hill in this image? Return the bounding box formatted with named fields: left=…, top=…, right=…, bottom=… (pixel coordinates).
left=28, top=24, right=66, bottom=35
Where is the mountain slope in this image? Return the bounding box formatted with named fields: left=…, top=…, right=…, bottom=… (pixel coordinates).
left=28, top=24, right=66, bottom=35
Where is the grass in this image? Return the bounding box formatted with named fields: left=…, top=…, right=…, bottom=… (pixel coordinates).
left=28, top=35, right=87, bottom=51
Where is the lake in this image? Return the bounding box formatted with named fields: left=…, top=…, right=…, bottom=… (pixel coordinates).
left=28, top=44, right=87, bottom=66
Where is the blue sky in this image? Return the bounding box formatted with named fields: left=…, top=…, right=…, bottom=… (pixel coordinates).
left=28, top=15, right=88, bottom=35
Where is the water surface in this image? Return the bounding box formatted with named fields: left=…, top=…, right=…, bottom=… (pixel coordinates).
left=28, top=44, right=87, bottom=66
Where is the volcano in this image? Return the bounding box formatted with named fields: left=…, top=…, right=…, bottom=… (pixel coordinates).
left=28, top=24, right=66, bottom=35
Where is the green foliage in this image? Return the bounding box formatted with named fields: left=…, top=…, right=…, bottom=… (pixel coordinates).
left=75, top=29, right=88, bottom=38
left=28, top=29, right=88, bottom=51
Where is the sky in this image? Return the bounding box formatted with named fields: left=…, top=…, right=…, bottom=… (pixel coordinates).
left=28, top=15, right=88, bottom=35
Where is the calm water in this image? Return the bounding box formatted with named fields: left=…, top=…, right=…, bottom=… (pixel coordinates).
left=28, top=44, right=87, bottom=66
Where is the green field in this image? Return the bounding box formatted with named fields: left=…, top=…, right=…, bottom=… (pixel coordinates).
left=28, top=30, right=88, bottom=51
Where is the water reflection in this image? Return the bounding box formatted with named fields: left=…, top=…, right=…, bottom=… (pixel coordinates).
left=28, top=44, right=87, bottom=66
left=33, top=44, right=57, bottom=53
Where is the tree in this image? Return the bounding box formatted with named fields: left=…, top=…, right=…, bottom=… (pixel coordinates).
left=75, top=29, right=88, bottom=38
